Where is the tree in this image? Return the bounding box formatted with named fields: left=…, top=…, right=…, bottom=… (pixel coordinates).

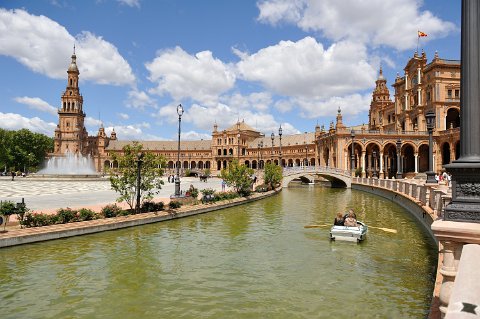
left=264, top=162, right=283, bottom=189
left=109, top=142, right=166, bottom=210
left=220, top=159, right=254, bottom=196
left=0, top=128, right=53, bottom=172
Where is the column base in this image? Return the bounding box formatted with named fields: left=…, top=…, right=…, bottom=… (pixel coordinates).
left=444, top=162, right=480, bottom=223
left=426, top=171, right=438, bottom=184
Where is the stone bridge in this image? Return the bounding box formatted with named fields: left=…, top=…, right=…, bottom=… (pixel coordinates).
left=282, top=166, right=352, bottom=188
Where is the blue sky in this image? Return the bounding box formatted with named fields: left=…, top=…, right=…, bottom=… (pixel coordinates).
left=0, top=0, right=460, bottom=141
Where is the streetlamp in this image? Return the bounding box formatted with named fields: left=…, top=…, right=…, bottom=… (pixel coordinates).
left=350, top=129, right=355, bottom=175
left=237, top=133, right=240, bottom=162
left=271, top=132, right=274, bottom=163
left=372, top=150, right=378, bottom=178
left=396, top=138, right=403, bottom=179
left=279, top=125, right=283, bottom=168
left=425, top=110, right=437, bottom=183
left=174, top=103, right=184, bottom=197
left=135, top=152, right=144, bottom=213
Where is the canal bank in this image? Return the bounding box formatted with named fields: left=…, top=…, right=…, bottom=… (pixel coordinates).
left=0, top=188, right=280, bottom=248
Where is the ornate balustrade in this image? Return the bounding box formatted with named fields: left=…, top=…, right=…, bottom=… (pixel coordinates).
left=352, top=177, right=480, bottom=319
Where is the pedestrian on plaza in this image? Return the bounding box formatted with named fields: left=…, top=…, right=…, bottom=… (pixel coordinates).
left=446, top=174, right=451, bottom=187
left=221, top=179, right=226, bottom=191
left=11, top=171, right=15, bottom=181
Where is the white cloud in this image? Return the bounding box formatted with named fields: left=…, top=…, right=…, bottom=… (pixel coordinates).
left=181, top=130, right=211, bottom=141
left=118, top=113, right=130, bottom=120
left=146, top=47, right=236, bottom=104
left=293, top=93, right=372, bottom=118
left=117, top=0, right=140, bottom=8
left=104, top=125, right=164, bottom=141
left=0, top=8, right=135, bottom=86
left=257, top=0, right=456, bottom=51
left=85, top=116, right=103, bottom=127
left=222, top=92, right=272, bottom=112
left=236, top=37, right=376, bottom=99
left=125, top=89, right=156, bottom=109
left=14, top=96, right=57, bottom=116
left=185, top=102, right=298, bottom=136
left=0, top=112, right=56, bottom=136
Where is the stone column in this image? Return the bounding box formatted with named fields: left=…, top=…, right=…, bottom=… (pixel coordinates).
left=444, top=0, right=480, bottom=222
left=414, top=152, right=418, bottom=173
left=361, top=151, right=366, bottom=178
left=379, top=154, right=384, bottom=178
left=438, top=241, right=462, bottom=317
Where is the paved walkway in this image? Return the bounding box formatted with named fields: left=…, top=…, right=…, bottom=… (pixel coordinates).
left=0, top=176, right=226, bottom=215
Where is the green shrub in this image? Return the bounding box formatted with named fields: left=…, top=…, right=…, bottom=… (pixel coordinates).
left=212, top=191, right=239, bottom=202
left=200, top=188, right=215, bottom=196
left=169, top=201, right=182, bottom=209
left=141, top=201, right=164, bottom=213
left=78, top=208, right=96, bottom=221
left=0, top=201, right=17, bottom=216
left=255, top=184, right=269, bottom=192
left=101, top=204, right=122, bottom=218
left=56, top=208, right=78, bottom=224
left=22, top=212, right=57, bottom=227
left=118, top=209, right=133, bottom=216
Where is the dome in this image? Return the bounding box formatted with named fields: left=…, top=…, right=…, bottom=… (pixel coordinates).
left=68, top=53, right=78, bottom=72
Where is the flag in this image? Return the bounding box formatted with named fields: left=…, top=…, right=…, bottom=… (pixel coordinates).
left=418, top=31, right=428, bottom=37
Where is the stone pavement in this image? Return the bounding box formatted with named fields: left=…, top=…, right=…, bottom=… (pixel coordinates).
left=0, top=176, right=226, bottom=214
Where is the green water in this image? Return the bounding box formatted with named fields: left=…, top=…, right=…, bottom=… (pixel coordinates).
left=0, top=187, right=437, bottom=319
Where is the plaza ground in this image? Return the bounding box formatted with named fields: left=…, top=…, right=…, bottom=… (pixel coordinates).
left=0, top=176, right=231, bottom=221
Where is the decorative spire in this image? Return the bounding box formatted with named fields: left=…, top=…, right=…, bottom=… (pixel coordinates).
left=68, top=45, right=79, bottom=73
left=434, top=50, right=439, bottom=60
left=378, top=65, right=385, bottom=80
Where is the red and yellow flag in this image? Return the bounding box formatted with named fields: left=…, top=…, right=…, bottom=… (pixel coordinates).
left=418, top=30, right=428, bottom=37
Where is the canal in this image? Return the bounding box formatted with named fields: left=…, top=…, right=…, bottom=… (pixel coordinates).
left=0, top=187, right=437, bottom=318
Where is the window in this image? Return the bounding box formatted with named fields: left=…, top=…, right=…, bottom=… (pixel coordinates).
left=455, top=89, right=460, bottom=98
left=447, top=89, right=452, bottom=98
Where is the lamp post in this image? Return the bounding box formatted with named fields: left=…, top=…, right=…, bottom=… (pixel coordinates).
left=396, top=138, right=403, bottom=179
left=237, top=133, right=240, bottom=162
left=271, top=132, right=274, bottom=163
left=372, top=150, right=378, bottom=178
left=350, top=129, right=355, bottom=175
left=135, top=152, right=144, bottom=213
left=279, top=125, right=283, bottom=168
left=174, top=104, right=184, bottom=197
left=425, top=110, right=437, bottom=184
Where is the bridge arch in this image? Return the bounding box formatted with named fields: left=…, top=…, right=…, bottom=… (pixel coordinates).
left=282, top=167, right=351, bottom=188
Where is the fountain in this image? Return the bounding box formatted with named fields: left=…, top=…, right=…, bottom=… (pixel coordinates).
left=34, top=151, right=101, bottom=179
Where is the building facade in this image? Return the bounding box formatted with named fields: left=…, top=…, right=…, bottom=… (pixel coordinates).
left=52, top=51, right=460, bottom=178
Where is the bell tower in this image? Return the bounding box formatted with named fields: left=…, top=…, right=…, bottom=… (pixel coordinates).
left=369, top=66, right=391, bottom=130
left=54, top=46, right=86, bottom=155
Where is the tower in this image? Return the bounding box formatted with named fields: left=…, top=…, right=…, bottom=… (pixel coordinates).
left=54, top=47, right=87, bottom=155
left=369, top=66, right=391, bottom=130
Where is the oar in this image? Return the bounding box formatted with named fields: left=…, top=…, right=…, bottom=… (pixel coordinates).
left=366, top=225, right=397, bottom=233
left=304, top=224, right=397, bottom=233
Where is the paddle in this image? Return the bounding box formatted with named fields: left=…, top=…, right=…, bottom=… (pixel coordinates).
left=304, top=224, right=397, bottom=233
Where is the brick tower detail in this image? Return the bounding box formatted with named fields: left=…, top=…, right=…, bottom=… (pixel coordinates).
left=53, top=47, right=88, bottom=155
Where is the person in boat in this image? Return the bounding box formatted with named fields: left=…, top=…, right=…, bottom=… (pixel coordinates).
left=344, top=211, right=358, bottom=227
left=334, top=212, right=344, bottom=226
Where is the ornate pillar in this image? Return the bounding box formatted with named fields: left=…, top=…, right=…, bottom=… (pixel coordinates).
left=361, top=151, right=366, bottom=178
left=379, top=153, right=384, bottom=178
left=414, top=152, right=419, bottom=173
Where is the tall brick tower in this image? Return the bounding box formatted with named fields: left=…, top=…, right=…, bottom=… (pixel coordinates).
left=53, top=46, right=88, bottom=155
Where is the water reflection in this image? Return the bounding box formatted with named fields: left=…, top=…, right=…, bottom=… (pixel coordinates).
left=0, top=187, right=437, bottom=318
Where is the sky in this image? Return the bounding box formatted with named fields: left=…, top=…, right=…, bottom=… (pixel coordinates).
left=0, top=0, right=461, bottom=141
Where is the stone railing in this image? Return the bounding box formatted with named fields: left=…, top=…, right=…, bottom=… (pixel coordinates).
left=283, top=166, right=350, bottom=177
left=353, top=177, right=480, bottom=319
left=354, top=177, right=450, bottom=221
